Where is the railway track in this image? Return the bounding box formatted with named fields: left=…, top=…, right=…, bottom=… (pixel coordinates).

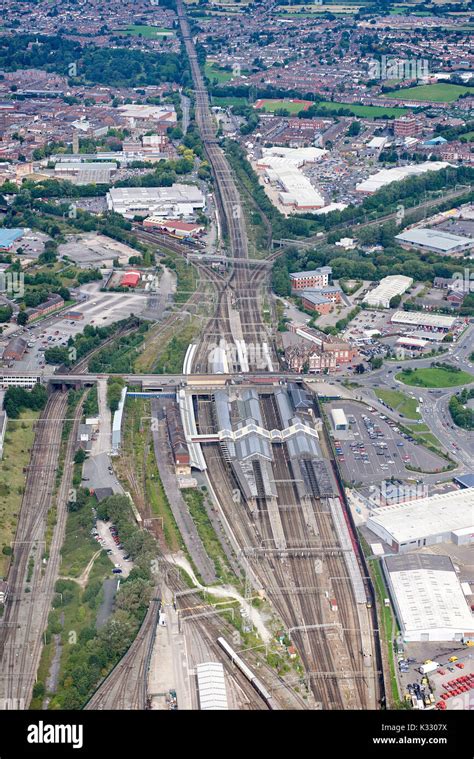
left=196, top=395, right=377, bottom=709
left=0, top=392, right=70, bottom=707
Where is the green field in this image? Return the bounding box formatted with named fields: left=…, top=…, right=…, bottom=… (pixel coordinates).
left=256, top=98, right=408, bottom=118
left=396, top=367, right=474, bottom=388
left=212, top=96, right=249, bottom=107
left=205, top=62, right=235, bottom=84
left=115, top=24, right=174, bottom=37
left=374, top=389, right=421, bottom=419
left=387, top=83, right=473, bottom=103
left=0, top=411, right=39, bottom=576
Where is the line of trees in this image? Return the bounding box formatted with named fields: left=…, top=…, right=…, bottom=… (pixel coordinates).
left=3, top=384, right=48, bottom=419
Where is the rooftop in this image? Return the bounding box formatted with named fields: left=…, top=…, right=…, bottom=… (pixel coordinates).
left=384, top=554, right=474, bottom=636
left=367, top=487, right=474, bottom=544
left=395, top=227, right=474, bottom=252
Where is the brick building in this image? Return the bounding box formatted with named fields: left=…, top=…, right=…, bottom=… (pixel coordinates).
left=166, top=403, right=191, bottom=476
left=289, top=266, right=332, bottom=291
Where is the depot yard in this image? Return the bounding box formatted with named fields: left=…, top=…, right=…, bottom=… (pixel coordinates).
left=59, top=234, right=143, bottom=267
left=396, top=366, right=474, bottom=388
left=327, top=401, right=447, bottom=485
left=397, top=642, right=474, bottom=712
left=0, top=289, right=148, bottom=372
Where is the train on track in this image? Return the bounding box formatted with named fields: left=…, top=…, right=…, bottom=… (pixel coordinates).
left=217, top=636, right=277, bottom=709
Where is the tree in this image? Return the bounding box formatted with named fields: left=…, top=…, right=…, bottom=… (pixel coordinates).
left=354, top=363, right=366, bottom=374
left=348, top=120, right=361, bottom=136
left=16, top=311, right=28, bottom=326
left=370, top=356, right=383, bottom=370
left=74, top=449, right=87, bottom=465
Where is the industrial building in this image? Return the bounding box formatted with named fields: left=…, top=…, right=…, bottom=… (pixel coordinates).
left=120, top=271, right=141, bottom=288
left=383, top=554, right=474, bottom=643
left=331, top=408, right=348, bottom=431
left=0, top=228, right=23, bottom=250
left=196, top=662, right=228, bottom=710
left=52, top=161, right=117, bottom=185
left=256, top=146, right=327, bottom=210
left=143, top=218, right=204, bottom=238
left=395, top=228, right=474, bottom=255
left=391, top=310, right=456, bottom=332
left=367, top=488, right=474, bottom=553
left=363, top=275, right=413, bottom=309
left=107, top=185, right=205, bottom=219
left=118, top=104, right=177, bottom=127
left=356, top=161, right=450, bottom=194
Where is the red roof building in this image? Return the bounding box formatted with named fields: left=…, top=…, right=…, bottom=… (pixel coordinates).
left=120, top=271, right=140, bottom=288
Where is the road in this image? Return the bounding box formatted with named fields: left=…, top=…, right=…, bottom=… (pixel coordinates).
left=353, top=324, right=474, bottom=472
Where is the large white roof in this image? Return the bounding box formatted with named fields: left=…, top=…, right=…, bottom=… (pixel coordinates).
left=395, top=227, right=474, bottom=252
left=385, top=554, right=474, bottom=637
left=391, top=310, right=456, bottom=329
left=368, top=488, right=474, bottom=544
left=363, top=275, right=413, bottom=306
left=257, top=147, right=327, bottom=209
left=356, top=161, right=450, bottom=193
left=196, top=662, right=228, bottom=710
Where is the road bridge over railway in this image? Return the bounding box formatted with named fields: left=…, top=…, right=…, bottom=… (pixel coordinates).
left=0, top=370, right=311, bottom=388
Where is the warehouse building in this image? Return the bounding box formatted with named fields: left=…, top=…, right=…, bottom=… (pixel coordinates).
left=363, top=275, right=413, bottom=309
left=107, top=185, right=205, bottom=219
left=391, top=310, right=456, bottom=332
left=256, top=146, right=327, bottom=210
left=367, top=488, right=474, bottom=553
left=356, top=161, right=450, bottom=194
left=0, top=228, right=23, bottom=251
left=395, top=228, right=474, bottom=256
left=52, top=162, right=117, bottom=185
left=383, top=554, right=474, bottom=643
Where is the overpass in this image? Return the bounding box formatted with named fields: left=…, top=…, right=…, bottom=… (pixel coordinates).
left=0, top=370, right=308, bottom=388
left=186, top=253, right=272, bottom=268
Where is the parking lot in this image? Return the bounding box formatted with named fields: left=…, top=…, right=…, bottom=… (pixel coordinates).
left=397, top=643, right=474, bottom=711
left=0, top=287, right=150, bottom=371
left=95, top=519, right=133, bottom=578
left=328, top=401, right=446, bottom=484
